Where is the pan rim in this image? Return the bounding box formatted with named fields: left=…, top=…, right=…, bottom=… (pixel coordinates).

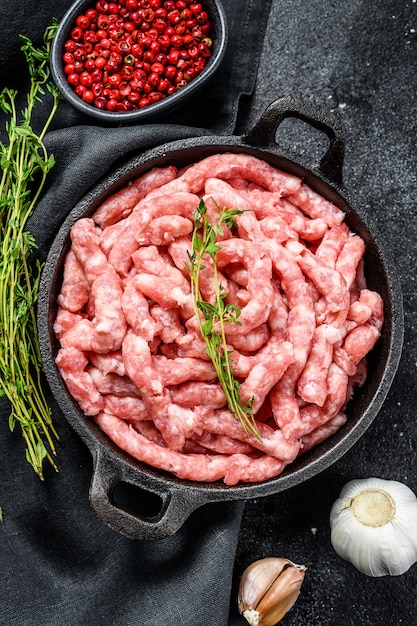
left=37, top=134, right=404, bottom=501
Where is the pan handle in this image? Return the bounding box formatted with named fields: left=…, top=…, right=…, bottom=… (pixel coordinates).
left=89, top=447, right=210, bottom=541
left=243, top=95, right=346, bottom=184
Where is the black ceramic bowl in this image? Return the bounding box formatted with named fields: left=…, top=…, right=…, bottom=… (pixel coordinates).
left=38, top=96, right=404, bottom=540
left=50, top=0, right=228, bottom=123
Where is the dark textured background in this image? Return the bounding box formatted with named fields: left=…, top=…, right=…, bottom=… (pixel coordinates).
left=1, top=1, right=416, bottom=624
left=231, top=1, right=417, bottom=625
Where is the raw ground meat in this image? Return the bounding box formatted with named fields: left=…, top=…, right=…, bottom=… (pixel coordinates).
left=54, top=153, right=384, bottom=485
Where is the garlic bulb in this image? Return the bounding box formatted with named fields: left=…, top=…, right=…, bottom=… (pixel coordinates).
left=330, top=477, right=417, bottom=577
left=238, top=557, right=306, bottom=626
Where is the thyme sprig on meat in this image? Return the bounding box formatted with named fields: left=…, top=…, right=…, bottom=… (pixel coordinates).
left=0, top=21, right=60, bottom=479
left=187, top=199, right=261, bottom=441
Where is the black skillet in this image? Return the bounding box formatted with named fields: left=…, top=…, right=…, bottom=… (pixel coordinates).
left=38, top=96, right=404, bottom=541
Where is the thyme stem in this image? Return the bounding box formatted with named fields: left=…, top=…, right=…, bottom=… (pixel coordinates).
left=187, top=199, right=261, bottom=441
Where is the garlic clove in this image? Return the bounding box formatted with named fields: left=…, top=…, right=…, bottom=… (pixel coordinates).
left=238, top=557, right=288, bottom=611
left=238, top=557, right=306, bottom=626
left=330, top=477, right=417, bottom=576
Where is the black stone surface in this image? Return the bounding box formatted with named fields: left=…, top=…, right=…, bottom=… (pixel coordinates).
left=0, top=1, right=416, bottom=624
left=231, top=1, right=417, bottom=624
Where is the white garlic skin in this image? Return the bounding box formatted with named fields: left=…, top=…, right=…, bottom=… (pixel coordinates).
left=330, top=477, right=417, bottom=577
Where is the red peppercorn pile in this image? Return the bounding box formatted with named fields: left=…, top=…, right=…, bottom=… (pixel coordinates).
left=62, top=1, right=213, bottom=112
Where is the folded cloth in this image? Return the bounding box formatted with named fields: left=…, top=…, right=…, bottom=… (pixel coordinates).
left=0, top=1, right=272, bottom=625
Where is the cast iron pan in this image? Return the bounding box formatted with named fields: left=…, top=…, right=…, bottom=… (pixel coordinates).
left=38, top=96, right=404, bottom=541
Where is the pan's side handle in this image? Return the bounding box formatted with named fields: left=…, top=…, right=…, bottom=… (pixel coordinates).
left=243, top=95, right=346, bottom=185
left=89, top=448, right=209, bottom=541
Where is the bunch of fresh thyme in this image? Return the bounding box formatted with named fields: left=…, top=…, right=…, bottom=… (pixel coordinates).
left=0, top=21, right=60, bottom=479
